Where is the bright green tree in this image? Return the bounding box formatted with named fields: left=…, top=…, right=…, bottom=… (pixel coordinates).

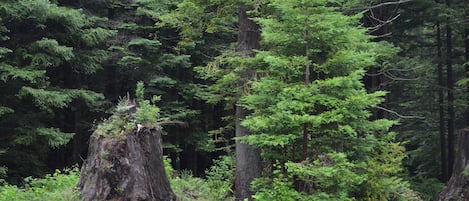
left=238, top=0, right=420, bottom=200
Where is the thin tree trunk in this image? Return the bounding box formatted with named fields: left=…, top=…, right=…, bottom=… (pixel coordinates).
left=302, top=5, right=310, bottom=160
left=446, top=0, right=455, bottom=177
left=437, top=20, right=448, bottom=181
left=234, top=6, right=262, bottom=201
left=465, top=0, right=469, bottom=126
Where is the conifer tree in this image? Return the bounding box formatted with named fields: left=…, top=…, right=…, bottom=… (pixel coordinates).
left=238, top=1, right=419, bottom=199
left=0, top=0, right=115, bottom=181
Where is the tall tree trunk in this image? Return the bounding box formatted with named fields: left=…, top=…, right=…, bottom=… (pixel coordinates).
left=438, top=129, right=469, bottom=200
left=234, top=6, right=262, bottom=201
left=465, top=0, right=469, bottom=126
left=446, top=0, right=455, bottom=177
left=437, top=21, right=448, bottom=181
left=302, top=4, right=311, bottom=160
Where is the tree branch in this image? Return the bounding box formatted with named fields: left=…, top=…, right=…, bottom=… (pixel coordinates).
left=350, top=0, right=414, bottom=11
left=374, top=105, right=425, bottom=119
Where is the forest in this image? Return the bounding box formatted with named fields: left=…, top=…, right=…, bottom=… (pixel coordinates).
left=0, top=0, right=468, bottom=200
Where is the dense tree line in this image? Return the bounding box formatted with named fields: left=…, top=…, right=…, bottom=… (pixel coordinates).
left=0, top=0, right=468, bottom=200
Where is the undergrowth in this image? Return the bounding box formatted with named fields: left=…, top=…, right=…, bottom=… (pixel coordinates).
left=0, top=156, right=234, bottom=201
left=0, top=167, right=80, bottom=201
left=165, top=155, right=235, bottom=201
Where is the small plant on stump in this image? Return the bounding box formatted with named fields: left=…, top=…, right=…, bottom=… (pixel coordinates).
left=95, top=81, right=161, bottom=138
left=78, top=81, right=176, bottom=201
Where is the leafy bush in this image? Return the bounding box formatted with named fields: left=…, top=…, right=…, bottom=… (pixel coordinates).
left=171, top=171, right=210, bottom=201
left=251, top=168, right=302, bottom=201
left=360, top=141, right=422, bottom=201
left=166, top=155, right=234, bottom=201
left=205, top=155, right=235, bottom=201
left=0, top=167, right=80, bottom=201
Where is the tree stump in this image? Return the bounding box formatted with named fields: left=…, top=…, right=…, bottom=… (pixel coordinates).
left=78, top=127, right=176, bottom=201
left=438, top=129, right=469, bottom=201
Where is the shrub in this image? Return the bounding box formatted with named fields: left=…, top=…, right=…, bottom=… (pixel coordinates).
left=0, top=167, right=80, bottom=201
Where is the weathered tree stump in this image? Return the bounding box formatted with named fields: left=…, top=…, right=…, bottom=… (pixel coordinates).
left=78, top=127, right=176, bottom=201
left=438, top=129, right=469, bottom=201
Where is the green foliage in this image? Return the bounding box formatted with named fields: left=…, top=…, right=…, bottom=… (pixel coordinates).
left=204, top=155, right=235, bottom=201
left=0, top=0, right=461, bottom=199
left=370, top=1, right=469, bottom=199
left=410, top=177, right=444, bottom=201
left=136, top=81, right=145, bottom=102
left=135, top=98, right=161, bottom=127
left=0, top=167, right=80, bottom=201
left=80, top=28, right=117, bottom=47
left=251, top=168, right=302, bottom=201
left=36, top=127, right=74, bottom=148
left=11, top=127, right=73, bottom=148
left=95, top=82, right=161, bottom=137
left=167, top=156, right=234, bottom=201
left=0, top=150, right=7, bottom=183
left=156, top=0, right=238, bottom=49
left=111, top=0, right=227, bottom=164
left=18, top=87, right=104, bottom=112
left=234, top=0, right=421, bottom=200
left=27, top=38, right=74, bottom=68
left=286, top=153, right=363, bottom=200
left=135, top=81, right=161, bottom=127
left=360, top=141, right=421, bottom=201
left=0, top=106, right=14, bottom=117
left=0, top=0, right=114, bottom=180
left=170, top=171, right=211, bottom=201
left=163, top=155, right=174, bottom=179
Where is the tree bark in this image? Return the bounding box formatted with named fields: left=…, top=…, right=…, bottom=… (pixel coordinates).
left=465, top=0, right=469, bottom=126
left=438, top=129, right=469, bottom=201
left=302, top=4, right=310, bottom=160
left=234, top=6, right=262, bottom=201
left=446, top=0, right=455, bottom=176
left=437, top=20, right=448, bottom=181
left=235, top=106, right=261, bottom=201
left=78, top=127, right=176, bottom=201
